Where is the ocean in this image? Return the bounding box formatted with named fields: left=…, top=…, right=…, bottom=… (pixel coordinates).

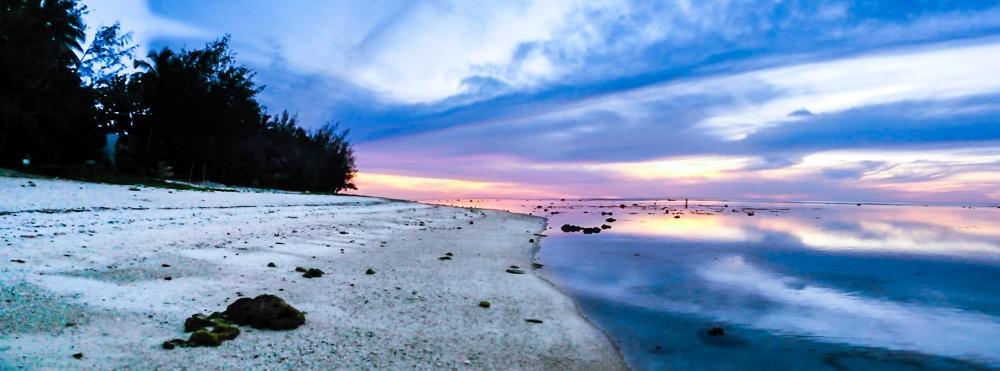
left=432, top=199, right=1000, bottom=370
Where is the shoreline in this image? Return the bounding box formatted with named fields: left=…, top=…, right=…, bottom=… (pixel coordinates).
left=529, top=218, right=630, bottom=369
left=0, top=175, right=625, bottom=369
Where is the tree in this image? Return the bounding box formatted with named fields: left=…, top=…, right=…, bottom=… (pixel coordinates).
left=0, top=0, right=100, bottom=167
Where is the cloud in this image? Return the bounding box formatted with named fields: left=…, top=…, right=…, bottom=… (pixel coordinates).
left=83, top=0, right=207, bottom=57
left=89, top=0, right=1000, bottom=202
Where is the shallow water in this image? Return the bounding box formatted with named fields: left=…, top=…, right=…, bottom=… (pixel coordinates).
left=430, top=199, right=1000, bottom=370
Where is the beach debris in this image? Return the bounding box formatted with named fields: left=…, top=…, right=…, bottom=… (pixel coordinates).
left=525, top=319, right=544, bottom=324
left=72, top=353, right=83, bottom=359
left=266, top=262, right=277, bottom=268
left=184, top=313, right=221, bottom=332
left=302, top=268, right=324, bottom=278
left=225, top=294, right=305, bottom=330
left=506, top=266, right=525, bottom=274
left=707, top=326, right=726, bottom=336
left=746, top=211, right=755, bottom=216
left=10, top=259, right=25, bottom=263
left=674, top=215, right=681, bottom=219
left=365, top=268, right=376, bottom=275
left=478, top=301, right=491, bottom=308
left=164, top=276, right=172, bottom=281
left=161, top=264, right=171, bottom=268
left=531, top=263, right=544, bottom=269
left=438, top=256, right=452, bottom=260
left=445, top=252, right=453, bottom=256
left=183, top=315, right=240, bottom=347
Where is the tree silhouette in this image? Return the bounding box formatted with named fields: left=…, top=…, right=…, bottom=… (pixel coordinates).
left=0, top=0, right=99, bottom=167
left=1, top=2, right=357, bottom=193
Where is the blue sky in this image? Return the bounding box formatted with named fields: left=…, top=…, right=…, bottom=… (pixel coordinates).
left=84, top=0, right=1000, bottom=202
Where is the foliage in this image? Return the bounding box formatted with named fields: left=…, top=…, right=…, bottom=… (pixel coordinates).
left=0, top=0, right=99, bottom=166
left=0, top=1, right=357, bottom=193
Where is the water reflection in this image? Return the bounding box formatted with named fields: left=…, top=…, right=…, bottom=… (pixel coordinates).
left=430, top=199, right=1000, bottom=369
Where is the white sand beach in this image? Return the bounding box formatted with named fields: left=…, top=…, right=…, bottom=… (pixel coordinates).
left=0, top=175, right=625, bottom=369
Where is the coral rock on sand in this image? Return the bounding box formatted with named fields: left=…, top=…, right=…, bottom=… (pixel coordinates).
left=224, top=294, right=306, bottom=330
left=303, top=268, right=324, bottom=278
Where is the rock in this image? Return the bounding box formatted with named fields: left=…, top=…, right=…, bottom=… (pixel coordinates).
left=600, top=224, right=611, bottom=229
left=478, top=301, right=491, bottom=308
left=525, top=319, right=544, bottom=323
left=161, top=264, right=171, bottom=268
left=506, top=268, right=525, bottom=274
left=365, top=268, right=376, bottom=275
left=224, top=294, right=305, bottom=330
left=164, top=276, right=172, bottom=281
left=445, top=252, right=453, bottom=256
left=303, top=268, right=324, bottom=278
left=560, top=224, right=582, bottom=233
left=294, top=266, right=307, bottom=273
left=266, top=262, right=277, bottom=268
left=211, top=322, right=241, bottom=341
left=72, top=353, right=83, bottom=359
left=528, top=239, right=534, bottom=243
left=438, top=256, right=452, bottom=260
left=562, top=224, right=601, bottom=234
left=531, top=263, right=544, bottom=269
left=188, top=329, right=222, bottom=347
left=184, top=314, right=214, bottom=332
left=674, top=215, right=680, bottom=219
left=510, top=265, right=520, bottom=269
left=707, top=326, right=726, bottom=336
left=605, top=218, right=616, bottom=223
left=10, top=259, right=25, bottom=263
left=161, top=340, right=181, bottom=350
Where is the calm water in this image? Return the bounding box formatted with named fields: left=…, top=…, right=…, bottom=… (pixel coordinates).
left=431, top=199, right=1000, bottom=370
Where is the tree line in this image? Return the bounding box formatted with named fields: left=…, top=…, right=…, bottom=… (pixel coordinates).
left=0, top=0, right=356, bottom=193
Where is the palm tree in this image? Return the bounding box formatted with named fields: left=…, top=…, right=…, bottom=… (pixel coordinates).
left=133, top=49, right=177, bottom=155
left=36, top=0, right=86, bottom=65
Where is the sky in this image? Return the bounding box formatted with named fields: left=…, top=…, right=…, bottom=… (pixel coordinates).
left=83, top=0, right=1000, bottom=203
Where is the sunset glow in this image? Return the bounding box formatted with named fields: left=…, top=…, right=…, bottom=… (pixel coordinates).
left=91, top=1, right=1000, bottom=203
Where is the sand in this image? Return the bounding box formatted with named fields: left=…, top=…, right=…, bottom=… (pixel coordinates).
left=0, top=175, right=625, bottom=369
